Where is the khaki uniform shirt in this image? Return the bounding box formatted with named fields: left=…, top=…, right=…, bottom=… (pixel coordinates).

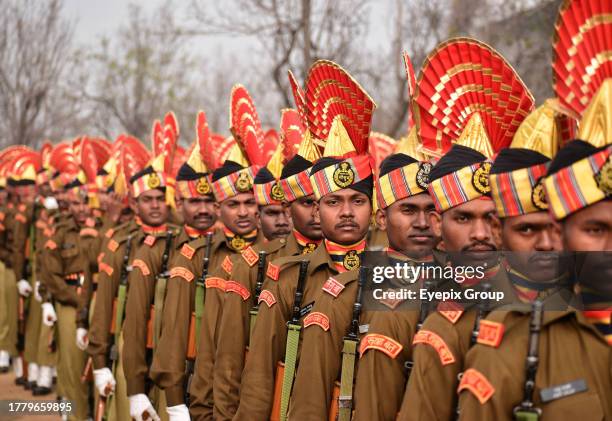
left=208, top=233, right=310, bottom=420
left=87, top=220, right=143, bottom=369
left=122, top=226, right=181, bottom=396
left=458, top=310, right=612, bottom=420
left=234, top=244, right=344, bottom=421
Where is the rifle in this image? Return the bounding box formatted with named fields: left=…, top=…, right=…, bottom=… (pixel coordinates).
left=276, top=259, right=309, bottom=421
left=404, top=278, right=433, bottom=377
left=248, top=250, right=268, bottom=340
left=151, top=230, right=174, bottom=350
left=185, top=232, right=213, bottom=404
left=513, top=300, right=543, bottom=421
left=335, top=265, right=368, bottom=421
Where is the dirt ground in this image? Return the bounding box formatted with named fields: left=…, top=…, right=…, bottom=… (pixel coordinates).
left=0, top=371, right=60, bottom=421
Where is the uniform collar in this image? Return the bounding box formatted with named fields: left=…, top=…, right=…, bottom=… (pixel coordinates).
left=223, top=226, right=258, bottom=252
left=324, top=238, right=367, bottom=273
left=292, top=229, right=321, bottom=254
left=184, top=224, right=215, bottom=239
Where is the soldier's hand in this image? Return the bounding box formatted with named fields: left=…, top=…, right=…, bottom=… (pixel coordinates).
left=129, top=394, right=161, bottom=421
left=76, top=328, right=89, bottom=351
left=34, top=281, right=42, bottom=302
left=166, top=404, right=190, bottom=421
left=41, top=303, right=57, bottom=326
left=93, top=367, right=116, bottom=397
left=17, top=279, right=32, bottom=297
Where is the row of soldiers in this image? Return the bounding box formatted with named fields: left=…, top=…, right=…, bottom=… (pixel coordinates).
left=0, top=0, right=611, bottom=420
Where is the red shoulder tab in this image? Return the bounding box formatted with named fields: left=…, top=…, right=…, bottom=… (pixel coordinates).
left=18, top=204, right=26, bottom=212
left=322, top=277, right=345, bottom=298
left=35, top=220, right=46, bottom=229
left=107, top=239, right=119, bottom=252
left=85, top=217, right=96, bottom=227
left=222, top=255, right=233, bottom=275
left=476, top=320, right=505, bottom=348
left=105, top=228, right=114, bottom=238
left=303, top=312, right=330, bottom=331
left=99, top=262, right=114, bottom=276
left=437, top=301, right=464, bottom=324
left=144, top=235, right=156, bottom=246
left=181, top=243, right=195, bottom=260
left=258, top=289, right=276, bottom=307
left=170, top=266, right=194, bottom=282
left=359, top=334, right=403, bottom=359
left=266, top=262, right=280, bottom=281
left=80, top=228, right=98, bottom=237
left=413, top=329, right=456, bottom=366
left=45, top=239, right=57, bottom=250
left=15, top=213, right=26, bottom=223
left=205, top=276, right=226, bottom=291
left=43, top=228, right=53, bottom=237
left=241, top=246, right=258, bottom=267
left=457, top=368, right=495, bottom=404
left=225, top=280, right=251, bottom=301
left=132, top=259, right=151, bottom=276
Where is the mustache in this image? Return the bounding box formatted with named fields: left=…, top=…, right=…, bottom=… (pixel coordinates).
left=335, top=220, right=359, bottom=229
left=461, top=241, right=497, bottom=252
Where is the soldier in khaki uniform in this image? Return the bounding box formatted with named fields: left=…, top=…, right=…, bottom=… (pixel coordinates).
left=122, top=132, right=218, bottom=421
left=88, top=137, right=166, bottom=421
left=395, top=38, right=537, bottom=421
left=0, top=168, right=16, bottom=373
left=209, top=117, right=323, bottom=420
left=150, top=113, right=262, bottom=420
left=233, top=60, right=376, bottom=421
left=458, top=7, right=612, bottom=415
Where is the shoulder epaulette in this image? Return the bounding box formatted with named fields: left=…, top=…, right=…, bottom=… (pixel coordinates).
left=265, top=254, right=305, bottom=281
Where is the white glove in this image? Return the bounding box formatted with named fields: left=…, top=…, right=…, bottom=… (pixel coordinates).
left=93, top=367, right=116, bottom=397
left=76, top=328, right=89, bottom=351
left=166, top=404, right=190, bottom=421
left=129, top=394, right=161, bottom=421
left=44, top=196, right=59, bottom=210
left=17, top=280, right=32, bottom=297
left=34, top=281, right=42, bottom=302
left=41, top=303, right=57, bottom=326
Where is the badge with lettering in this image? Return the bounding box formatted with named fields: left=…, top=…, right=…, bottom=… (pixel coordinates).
left=299, top=302, right=314, bottom=318
left=343, top=250, right=360, bottom=270
left=540, top=379, right=587, bottom=403
left=472, top=162, right=492, bottom=194
left=333, top=162, right=355, bottom=188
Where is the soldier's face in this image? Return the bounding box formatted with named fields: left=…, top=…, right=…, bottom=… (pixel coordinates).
left=18, top=185, right=36, bottom=204
left=432, top=198, right=501, bottom=265
left=68, top=195, right=91, bottom=226
left=377, top=193, right=439, bottom=258
left=259, top=204, right=292, bottom=241
left=562, top=201, right=612, bottom=298
left=218, top=192, right=258, bottom=235
left=180, top=195, right=218, bottom=231
left=289, top=195, right=322, bottom=241
left=502, top=212, right=564, bottom=283
left=317, top=189, right=371, bottom=245
left=136, top=189, right=168, bottom=226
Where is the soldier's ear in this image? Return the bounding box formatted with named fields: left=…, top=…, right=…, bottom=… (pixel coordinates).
left=375, top=208, right=386, bottom=231
left=429, top=211, right=442, bottom=237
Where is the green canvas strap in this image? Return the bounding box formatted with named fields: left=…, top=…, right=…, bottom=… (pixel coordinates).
left=114, top=284, right=127, bottom=344
left=514, top=411, right=540, bottom=421
left=249, top=308, right=258, bottom=342
left=279, top=322, right=301, bottom=421
left=152, top=275, right=167, bottom=349
left=194, top=280, right=205, bottom=344
left=338, top=338, right=358, bottom=421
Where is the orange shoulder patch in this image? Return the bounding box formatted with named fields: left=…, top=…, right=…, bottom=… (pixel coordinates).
left=85, top=217, right=96, bottom=227
left=266, top=262, right=280, bottom=281
left=97, top=252, right=105, bottom=264
left=322, top=277, right=344, bottom=298
left=476, top=320, right=505, bottom=348
left=105, top=228, right=114, bottom=238
left=181, top=243, right=195, bottom=260
left=132, top=259, right=151, bottom=276
left=359, top=333, right=403, bottom=359
left=80, top=228, right=98, bottom=237
left=99, top=262, right=114, bottom=276
left=241, top=246, right=258, bottom=267
left=170, top=266, right=194, bottom=282
left=205, top=276, right=226, bottom=291
left=45, top=239, right=57, bottom=250
left=303, top=312, right=330, bottom=331
left=457, top=368, right=495, bottom=404
left=35, top=220, right=46, bottom=229
left=412, top=329, right=456, bottom=366
left=225, top=280, right=251, bottom=301
left=144, top=235, right=156, bottom=246
left=107, top=239, right=119, bottom=252
left=15, top=213, right=26, bottom=223
left=258, top=289, right=276, bottom=308
left=437, top=301, right=464, bottom=324
left=222, top=255, right=233, bottom=275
